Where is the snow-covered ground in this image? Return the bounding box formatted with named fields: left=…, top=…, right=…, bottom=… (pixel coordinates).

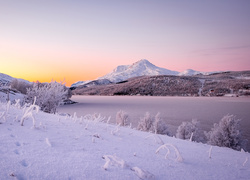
left=0, top=91, right=25, bottom=104
left=1, top=100, right=250, bottom=179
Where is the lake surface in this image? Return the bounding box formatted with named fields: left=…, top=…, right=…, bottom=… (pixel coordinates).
left=58, top=95, right=250, bottom=151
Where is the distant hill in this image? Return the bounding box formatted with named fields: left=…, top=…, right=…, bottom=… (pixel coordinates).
left=0, top=73, right=15, bottom=85
left=0, top=73, right=31, bottom=86
left=72, top=71, right=250, bottom=97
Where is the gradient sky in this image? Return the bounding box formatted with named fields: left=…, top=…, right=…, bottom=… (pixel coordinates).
left=1, top=0, right=250, bottom=86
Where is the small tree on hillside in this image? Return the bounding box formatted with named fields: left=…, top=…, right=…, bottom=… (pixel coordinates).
left=153, top=112, right=169, bottom=135
left=176, top=119, right=200, bottom=141
left=205, top=115, right=242, bottom=151
left=11, top=79, right=32, bottom=94
left=26, top=81, right=68, bottom=113
left=137, top=112, right=169, bottom=134
left=116, top=110, right=129, bottom=126
left=137, top=112, right=154, bottom=132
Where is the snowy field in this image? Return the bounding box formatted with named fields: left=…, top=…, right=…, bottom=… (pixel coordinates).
left=1, top=100, right=250, bottom=179
left=58, top=95, right=250, bottom=151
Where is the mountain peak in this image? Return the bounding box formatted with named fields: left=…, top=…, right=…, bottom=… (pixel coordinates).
left=135, top=59, right=151, bottom=64
left=98, top=59, right=179, bottom=83
left=132, top=59, right=155, bottom=68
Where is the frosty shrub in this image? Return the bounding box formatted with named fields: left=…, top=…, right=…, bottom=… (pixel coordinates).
left=137, top=112, right=169, bottom=134
left=20, top=97, right=39, bottom=127
left=137, top=112, right=154, bottom=132
left=25, top=81, right=69, bottom=113
left=205, top=115, right=242, bottom=151
left=176, top=119, right=200, bottom=141
left=116, top=110, right=129, bottom=126
left=11, top=79, right=32, bottom=94
left=153, top=112, right=169, bottom=135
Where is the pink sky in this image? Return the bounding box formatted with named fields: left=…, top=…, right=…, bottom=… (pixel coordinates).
left=1, top=0, right=250, bottom=86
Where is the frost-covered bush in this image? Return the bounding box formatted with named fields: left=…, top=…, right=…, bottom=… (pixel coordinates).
left=153, top=112, right=169, bottom=135
left=21, top=98, right=39, bottom=127
left=25, top=81, right=69, bottom=113
left=116, top=110, right=129, bottom=126
left=205, top=115, right=242, bottom=151
left=176, top=119, right=201, bottom=141
left=137, top=112, right=169, bottom=134
left=11, top=79, right=32, bottom=94
left=137, top=112, right=154, bottom=132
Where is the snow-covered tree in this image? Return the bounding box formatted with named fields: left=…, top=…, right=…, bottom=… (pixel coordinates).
left=11, top=79, right=31, bottom=94
left=205, top=115, right=242, bottom=150
left=25, top=81, right=69, bottom=113
left=137, top=112, right=154, bottom=132
left=116, top=110, right=129, bottom=126
left=137, top=112, right=169, bottom=134
left=153, top=112, right=169, bottom=135
left=176, top=119, right=200, bottom=141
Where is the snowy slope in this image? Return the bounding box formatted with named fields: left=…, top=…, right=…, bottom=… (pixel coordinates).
left=178, top=69, right=220, bottom=76
left=71, top=79, right=112, bottom=88
left=71, top=80, right=92, bottom=88
left=0, top=73, right=15, bottom=85
left=1, top=101, right=250, bottom=180
left=98, top=59, right=179, bottom=83
left=0, top=72, right=31, bottom=85
left=178, top=69, right=203, bottom=76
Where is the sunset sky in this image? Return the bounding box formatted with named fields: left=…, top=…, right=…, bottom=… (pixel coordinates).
left=1, top=0, right=250, bottom=86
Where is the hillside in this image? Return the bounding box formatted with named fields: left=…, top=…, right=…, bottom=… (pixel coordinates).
left=0, top=73, right=14, bottom=85
left=72, top=71, right=250, bottom=97
left=1, top=100, right=250, bottom=179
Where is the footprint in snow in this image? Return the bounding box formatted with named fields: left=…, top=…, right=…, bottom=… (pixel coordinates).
left=10, top=134, right=15, bottom=138
left=15, top=142, right=21, bottom=146
left=20, top=160, right=29, bottom=167
left=13, top=149, right=20, bottom=155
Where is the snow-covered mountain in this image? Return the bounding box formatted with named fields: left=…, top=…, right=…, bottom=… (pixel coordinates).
left=178, top=69, right=219, bottom=76
left=0, top=73, right=31, bottom=103
left=71, top=79, right=112, bottom=88
left=0, top=73, right=15, bottom=85
left=71, top=59, right=218, bottom=87
left=0, top=72, right=31, bottom=85
left=178, top=69, right=203, bottom=76
left=71, top=80, right=92, bottom=88
left=98, top=59, right=179, bottom=83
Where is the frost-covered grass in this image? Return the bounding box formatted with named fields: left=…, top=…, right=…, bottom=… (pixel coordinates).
left=1, top=101, right=250, bottom=179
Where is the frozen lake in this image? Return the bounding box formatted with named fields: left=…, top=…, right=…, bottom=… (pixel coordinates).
left=58, top=95, right=250, bottom=150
